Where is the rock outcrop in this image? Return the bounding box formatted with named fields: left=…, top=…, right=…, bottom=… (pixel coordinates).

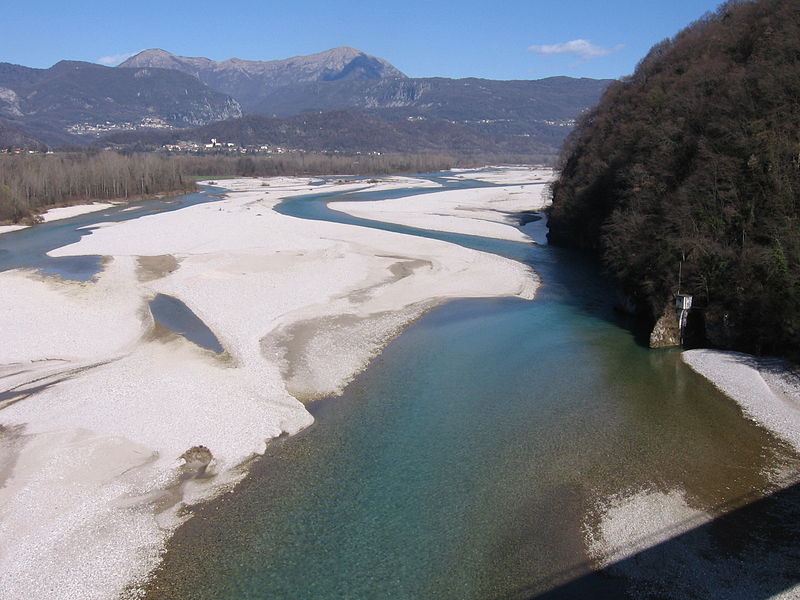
left=649, top=301, right=681, bottom=348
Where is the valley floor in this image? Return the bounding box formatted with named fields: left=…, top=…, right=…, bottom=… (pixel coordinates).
left=0, top=167, right=549, bottom=600
left=1, top=166, right=799, bottom=599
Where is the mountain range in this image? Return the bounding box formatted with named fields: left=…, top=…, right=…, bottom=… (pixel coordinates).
left=0, top=60, right=241, bottom=146
left=0, top=47, right=612, bottom=156
left=119, top=46, right=406, bottom=110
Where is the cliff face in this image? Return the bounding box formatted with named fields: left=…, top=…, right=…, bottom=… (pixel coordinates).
left=548, top=0, right=800, bottom=359
left=649, top=302, right=682, bottom=349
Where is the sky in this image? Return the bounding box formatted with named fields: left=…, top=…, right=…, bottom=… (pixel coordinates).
left=5, top=0, right=726, bottom=80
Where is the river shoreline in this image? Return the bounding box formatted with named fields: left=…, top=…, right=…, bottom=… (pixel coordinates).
left=0, top=187, right=202, bottom=234
left=682, top=349, right=800, bottom=454
left=0, top=167, right=549, bottom=599
left=3, top=166, right=798, bottom=599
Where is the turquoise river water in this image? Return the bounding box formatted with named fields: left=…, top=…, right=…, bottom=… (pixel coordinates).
left=143, top=175, right=798, bottom=599
left=2, top=175, right=796, bottom=599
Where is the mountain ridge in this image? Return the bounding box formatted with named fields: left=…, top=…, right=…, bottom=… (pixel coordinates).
left=120, top=47, right=406, bottom=109
left=0, top=60, right=242, bottom=146
left=116, top=47, right=610, bottom=155
left=0, top=47, right=610, bottom=156
left=99, top=110, right=555, bottom=157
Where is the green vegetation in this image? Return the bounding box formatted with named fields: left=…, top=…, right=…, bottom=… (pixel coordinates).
left=548, top=0, right=800, bottom=358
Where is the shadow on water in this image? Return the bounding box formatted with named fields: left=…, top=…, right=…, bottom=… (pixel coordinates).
left=148, top=294, right=225, bottom=354
left=525, top=479, right=800, bottom=600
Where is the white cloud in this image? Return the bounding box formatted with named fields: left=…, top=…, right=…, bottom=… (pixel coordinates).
left=528, top=39, right=624, bottom=60
left=96, top=51, right=140, bottom=66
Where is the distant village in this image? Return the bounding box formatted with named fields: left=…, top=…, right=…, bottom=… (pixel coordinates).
left=161, top=138, right=292, bottom=155
left=67, top=117, right=174, bottom=135
left=62, top=119, right=293, bottom=154
left=1, top=136, right=384, bottom=157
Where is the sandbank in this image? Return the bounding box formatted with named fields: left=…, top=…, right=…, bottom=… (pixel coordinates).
left=331, top=167, right=554, bottom=241
left=40, top=202, right=116, bottom=222
left=0, top=170, right=539, bottom=599
left=0, top=202, right=118, bottom=237
left=584, top=483, right=800, bottom=598
left=0, top=224, right=28, bottom=235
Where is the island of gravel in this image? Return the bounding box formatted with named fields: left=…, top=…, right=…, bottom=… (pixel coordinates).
left=3, top=165, right=799, bottom=599
left=0, top=166, right=551, bottom=600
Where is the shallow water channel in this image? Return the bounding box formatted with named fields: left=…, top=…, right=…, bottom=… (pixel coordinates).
left=2, top=176, right=796, bottom=598
left=138, top=177, right=797, bottom=599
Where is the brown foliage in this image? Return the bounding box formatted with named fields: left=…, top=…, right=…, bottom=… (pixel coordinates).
left=548, top=0, right=800, bottom=358
left=0, top=150, right=459, bottom=224
left=0, top=152, right=194, bottom=223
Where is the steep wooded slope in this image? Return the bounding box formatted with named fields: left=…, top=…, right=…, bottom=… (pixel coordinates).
left=548, top=0, right=800, bottom=357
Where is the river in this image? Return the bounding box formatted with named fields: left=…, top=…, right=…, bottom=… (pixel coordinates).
left=136, top=175, right=797, bottom=599
left=2, top=174, right=796, bottom=599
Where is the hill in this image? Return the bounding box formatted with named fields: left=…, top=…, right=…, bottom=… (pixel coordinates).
left=100, top=111, right=554, bottom=157
left=0, top=118, right=47, bottom=150
left=0, top=60, right=242, bottom=146
left=548, top=0, right=800, bottom=358
left=119, top=48, right=611, bottom=157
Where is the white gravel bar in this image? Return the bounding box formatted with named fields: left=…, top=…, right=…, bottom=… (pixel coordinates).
left=0, top=202, right=117, bottom=236
left=683, top=349, right=800, bottom=452
left=0, top=169, right=544, bottom=600
left=332, top=166, right=554, bottom=241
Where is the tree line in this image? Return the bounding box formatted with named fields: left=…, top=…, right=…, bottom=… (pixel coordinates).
left=548, top=0, right=800, bottom=359
left=0, top=152, right=193, bottom=223
left=0, top=151, right=459, bottom=224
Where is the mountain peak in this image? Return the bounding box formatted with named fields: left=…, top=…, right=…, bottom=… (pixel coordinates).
left=117, top=47, right=406, bottom=110
left=321, top=46, right=364, bottom=59
left=121, top=47, right=405, bottom=79
left=120, top=49, right=214, bottom=72
left=132, top=48, right=173, bottom=59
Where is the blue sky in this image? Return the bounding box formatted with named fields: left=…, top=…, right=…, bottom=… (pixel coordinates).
left=6, top=0, right=724, bottom=80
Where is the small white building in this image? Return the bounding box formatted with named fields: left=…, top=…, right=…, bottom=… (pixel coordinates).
left=675, top=294, right=693, bottom=310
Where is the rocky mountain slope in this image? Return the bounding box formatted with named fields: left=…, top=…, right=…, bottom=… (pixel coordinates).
left=120, top=47, right=611, bottom=155
left=0, top=46, right=609, bottom=157
left=101, top=111, right=555, bottom=157
left=0, top=61, right=241, bottom=146
left=120, top=47, right=406, bottom=110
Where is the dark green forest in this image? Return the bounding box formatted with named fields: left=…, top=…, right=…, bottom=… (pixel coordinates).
left=0, top=151, right=455, bottom=224
left=548, top=0, right=800, bottom=358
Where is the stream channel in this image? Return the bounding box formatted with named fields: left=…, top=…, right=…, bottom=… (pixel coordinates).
left=2, top=174, right=797, bottom=598
left=144, top=174, right=799, bottom=599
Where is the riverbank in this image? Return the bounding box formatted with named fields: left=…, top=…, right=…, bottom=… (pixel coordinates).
left=578, top=349, right=800, bottom=598
left=331, top=166, right=555, bottom=242
left=0, top=168, right=547, bottom=599
left=0, top=202, right=118, bottom=234
left=682, top=349, right=800, bottom=454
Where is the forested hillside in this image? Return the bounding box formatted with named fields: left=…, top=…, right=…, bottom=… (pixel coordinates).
left=548, top=0, right=800, bottom=358
left=100, top=111, right=554, bottom=158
